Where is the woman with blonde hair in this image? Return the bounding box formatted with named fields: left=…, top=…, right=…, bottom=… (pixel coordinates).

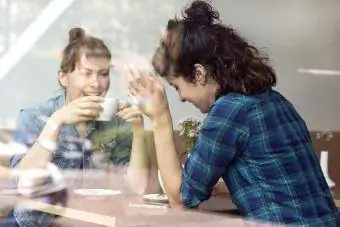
left=1, top=27, right=149, bottom=227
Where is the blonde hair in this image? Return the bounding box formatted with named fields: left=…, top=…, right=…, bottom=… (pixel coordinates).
left=59, top=27, right=111, bottom=87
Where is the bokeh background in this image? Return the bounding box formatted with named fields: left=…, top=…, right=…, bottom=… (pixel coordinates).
left=0, top=0, right=339, bottom=130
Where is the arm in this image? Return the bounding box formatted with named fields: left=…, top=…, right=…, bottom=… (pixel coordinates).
left=152, top=100, right=249, bottom=209
left=14, top=95, right=103, bottom=185
left=114, top=102, right=150, bottom=194
left=152, top=112, right=183, bottom=207
left=0, top=166, right=11, bottom=181
left=12, top=109, right=63, bottom=187
left=126, top=124, right=150, bottom=195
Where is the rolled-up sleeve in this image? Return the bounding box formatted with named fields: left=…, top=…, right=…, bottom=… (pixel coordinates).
left=181, top=99, right=249, bottom=208
left=10, top=109, right=42, bottom=168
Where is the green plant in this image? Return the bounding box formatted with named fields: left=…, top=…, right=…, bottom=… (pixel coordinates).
left=177, top=117, right=202, bottom=156
left=316, top=130, right=333, bottom=141
left=91, top=124, right=133, bottom=164
left=316, top=130, right=334, bottom=151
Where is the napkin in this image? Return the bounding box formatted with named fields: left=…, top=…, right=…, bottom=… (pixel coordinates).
left=17, top=163, right=67, bottom=198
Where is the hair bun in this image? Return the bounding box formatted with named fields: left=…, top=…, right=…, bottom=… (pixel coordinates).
left=184, top=0, right=220, bottom=25
left=68, top=27, right=86, bottom=44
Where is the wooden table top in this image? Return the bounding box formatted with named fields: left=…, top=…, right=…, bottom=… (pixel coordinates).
left=1, top=168, right=338, bottom=227
left=0, top=170, right=280, bottom=227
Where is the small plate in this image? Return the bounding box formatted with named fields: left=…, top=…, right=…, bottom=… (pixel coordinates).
left=142, top=194, right=168, bottom=203
left=74, top=189, right=122, bottom=196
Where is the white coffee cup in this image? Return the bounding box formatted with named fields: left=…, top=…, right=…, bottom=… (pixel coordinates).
left=96, top=98, right=119, bottom=121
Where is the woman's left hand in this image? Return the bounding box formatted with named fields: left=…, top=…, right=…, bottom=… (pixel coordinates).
left=116, top=101, right=144, bottom=127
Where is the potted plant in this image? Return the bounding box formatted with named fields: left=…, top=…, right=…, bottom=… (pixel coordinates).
left=176, top=117, right=228, bottom=196
left=177, top=117, right=202, bottom=159
left=90, top=124, right=133, bottom=170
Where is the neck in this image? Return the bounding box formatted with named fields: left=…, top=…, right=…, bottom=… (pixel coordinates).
left=210, top=81, right=220, bottom=102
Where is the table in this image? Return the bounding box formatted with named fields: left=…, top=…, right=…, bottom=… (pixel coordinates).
left=54, top=170, right=241, bottom=226
left=1, top=170, right=279, bottom=227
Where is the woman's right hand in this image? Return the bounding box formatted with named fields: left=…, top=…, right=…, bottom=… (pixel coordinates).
left=52, top=96, right=104, bottom=125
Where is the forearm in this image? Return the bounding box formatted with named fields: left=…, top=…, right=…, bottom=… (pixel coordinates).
left=0, top=166, right=11, bottom=181
left=18, top=115, right=62, bottom=187
left=152, top=112, right=183, bottom=207
left=126, top=125, right=150, bottom=194
left=0, top=156, right=10, bottom=167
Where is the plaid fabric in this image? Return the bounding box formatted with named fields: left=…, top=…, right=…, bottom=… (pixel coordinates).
left=181, top=90, right=340, bottom=226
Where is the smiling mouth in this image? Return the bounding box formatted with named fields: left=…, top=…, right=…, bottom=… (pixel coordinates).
left=82, top=92, right=103, bottom=96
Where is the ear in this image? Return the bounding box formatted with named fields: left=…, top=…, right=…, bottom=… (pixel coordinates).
left=58, top=70, right=68, bottom=88
left=194, top=64, right=208, bottom=85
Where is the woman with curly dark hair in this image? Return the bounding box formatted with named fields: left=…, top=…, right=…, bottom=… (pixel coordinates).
left=127, top=1, right=340, bottom=225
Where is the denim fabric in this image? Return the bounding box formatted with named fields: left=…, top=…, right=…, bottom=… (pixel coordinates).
left=9, top=93, right=132, bottom=227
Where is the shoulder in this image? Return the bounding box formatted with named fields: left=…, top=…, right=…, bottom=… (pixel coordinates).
left=210, top=90, right=289, bottom=116
left=199, top=93, right=252, bottom=139
left=207, top=93, right=255, bottom=121
left=17, top=93, right=65, bottom=128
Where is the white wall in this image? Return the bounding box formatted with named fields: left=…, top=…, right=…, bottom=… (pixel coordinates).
left=0, top=0, right=339, bottom=130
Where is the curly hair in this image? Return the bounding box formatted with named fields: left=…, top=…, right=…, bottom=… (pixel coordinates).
left=152, top=0, right=276, bottom=95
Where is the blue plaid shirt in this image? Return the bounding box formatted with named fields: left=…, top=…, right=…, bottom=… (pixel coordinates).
left=181, top=90, right=340, bottom=226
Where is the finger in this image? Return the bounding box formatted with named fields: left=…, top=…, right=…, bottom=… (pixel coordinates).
left=125, top=117, right=142, bottom=123
left=123, top=110, right=143, bottom=119
left=128, top=79, right=142, bottom=96
left=117, top=100, right=130, bottom=111
left=129, top=65, right=142, bottom=79
left=78, top=108, right=101, bottom=117
left=78, top=102, right=103, bottom=110
left=129, top=77, right=152, bottom=97
left=116, top=108, right=142, bottom=121
left=140, top=75, right=154, bottom=91
left=124, top=65, right=139, bottom=82
left=128, top=86, right=139, bottom=97
left=116, top=106, right=140, bottom=118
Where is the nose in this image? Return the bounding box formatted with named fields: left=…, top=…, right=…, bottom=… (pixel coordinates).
left=178, top=91, right=186, bottom=102
left=180, top=96, right=186, bottom=102
left=90, top=74, right=100, bottom=88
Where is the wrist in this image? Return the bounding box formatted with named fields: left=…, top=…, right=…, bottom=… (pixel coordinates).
left=132, top=124, right=144, bottom=135
left=49, top=112, right=64, bottom=130
left=152, top=112, right=173, bottom=129
left=36, top=138, right=57, bottom=153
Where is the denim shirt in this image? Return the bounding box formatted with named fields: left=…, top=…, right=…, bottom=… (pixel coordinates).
left=10, top=92, right=132, bottom=227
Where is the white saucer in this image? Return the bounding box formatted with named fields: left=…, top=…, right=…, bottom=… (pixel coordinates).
left=142, top=194, right=168, bottom=203
left=74, top=189, right=122, bottom=196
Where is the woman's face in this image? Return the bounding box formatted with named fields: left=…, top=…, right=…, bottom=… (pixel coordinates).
left=59, top=53, right=111, bottom=103
left=167, top=75, right=218, bottom=114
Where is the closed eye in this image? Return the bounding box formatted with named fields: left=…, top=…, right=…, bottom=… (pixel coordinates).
left=169, top=83, right=178, bottom=91
left=99, top=72, right=109, bottom=77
